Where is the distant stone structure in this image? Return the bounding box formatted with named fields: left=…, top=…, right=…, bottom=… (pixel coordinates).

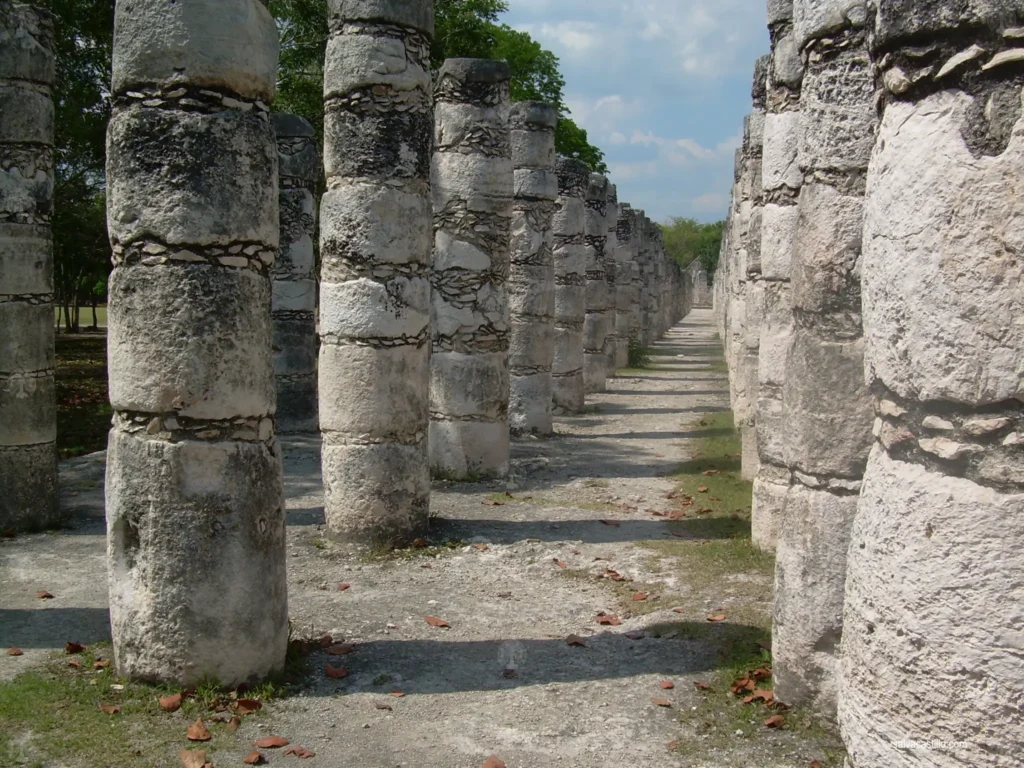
left=319, top=0, right=434, bottom=543
left=582, top=173, right=610, bottom=394
left=271, top=114, right=318, bottom=433
left=613, top=201, right=635, bottom=369
left=429, top=58, right=512, bottom=479
left=550, top=157, right=588, bottom=413
left=603, top=183, right=621, bottom=376
left=0, top=1, right=58, bottom=532
left=104, top=0, right=286, bottom=684
left=508, top=101, right=557, bottom=436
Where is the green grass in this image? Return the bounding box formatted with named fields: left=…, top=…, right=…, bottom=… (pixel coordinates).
left=55, top=334, right=111, bottom=459
left=359, top=538, right=470, bottom=564
left=55, top=306, right=107, bottom=328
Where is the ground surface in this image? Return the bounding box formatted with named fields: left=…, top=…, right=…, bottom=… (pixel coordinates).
left=0, top=310, right=844, bottom=768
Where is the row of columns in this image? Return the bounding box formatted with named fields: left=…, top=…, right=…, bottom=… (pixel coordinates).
left=717, top=0, right=1024, bottom=764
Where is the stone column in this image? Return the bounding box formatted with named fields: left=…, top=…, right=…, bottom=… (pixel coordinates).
left=582, top=173, right=610, bottom=393
left=551, top=157, right=587, bottom=413
left=639, top=214, right=656, bottom=346
left=840, top=3, right=1024, bottom=765
left=628, top=208, right=643, bottom=349
left=105, top=0, right=285, bottom=685
left=751, top=0, right=803, bottom=551
left=429, top=58, right=512, bottom=479
left=772, top=0, right=876, bottom=717
left=320, top=0, right=434, bottom=542
left=0, top=2, right=57, bottom=533
left=603, top=183, right=620, bottom=376
left=508, top=101, right=557, bottom=436
left=614, top=202, right=636, bottom=369
left=271, top=114, right=318, bottom=433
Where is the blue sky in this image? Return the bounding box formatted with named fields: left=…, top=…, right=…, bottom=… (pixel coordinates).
left=502, top=0, right=770, bottom=224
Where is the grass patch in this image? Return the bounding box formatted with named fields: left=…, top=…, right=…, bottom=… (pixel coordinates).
left=360, top=538, right=469, bottom=564
left=627, top=337, right=651, bottom=369
left=54, top=334, right=111, bottom=459
left=0, top=640, right=310, bottom=768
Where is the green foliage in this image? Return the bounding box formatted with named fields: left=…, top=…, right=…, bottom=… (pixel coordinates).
left=270, top=0, right=329, bottom=139
left=627, top=338, right=651, bottom=369
left=660, top=217, right=725, bottom=276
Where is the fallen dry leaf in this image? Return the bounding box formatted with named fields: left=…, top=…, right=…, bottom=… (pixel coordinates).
left=98, top=703, right=120, bottom=715
left=67, top=659, right=81, bottom=669
left=553, top=559, right=567, bottom=569
left=482, top=757, right=507, bottom=768
left=390, top=690, right=405, bottom=697
left=159, top=693, right=183, bottom=712
left=660, top=680, right=675, bottom=690
left=565, top=634, right=587, bottom=647
left=671, top=607, right=686, bottom=614
left=624, top=631, right=645, bottom=640
left=570, top=548, right=581, bottom=555
left=706, top=613, right=727, bottom=622
left=36, top=590, right=54, bottom=599
left=325, top=664, right=349, bottom=679
left=317, top=634, right=334, bottom=647
left=595, top=612, right=621, bottom=626
left=412, top=538, right=428, bottom=548
left=327, top=643, right=356, bottom=656
left=693, top=681, right=712, bottom=691
left=424, top=615, right=450, bottom=628
left=178, top=749, right=208, bottom=768
left=697, top=486, right=708, bottom=493
left=599, top=519, right=620, bottom=527
left=337, top=583, right=351, bottom=592
left=254, top=735, right=290, bottom=748
left=284, top=746, right=316, bottom=758
left=186, top=718, right=212, bottom=742
left=631, top=592, right=648, bottom=602
left=750, top=666, right=771, bottom=681
left=697, top=508, right=714, bottom=515
left=497, top=591, right=512, bottom=598
left=809, top=762, right=823, bottom=768
left=375, top=701, right=393, bottom=711
left=472, top=543, right=488, bottom=551
left=228, top=715, right=242, bottom=732
left=651, top=697, right=672, bottom=708
left=243, top=750, right=265, bottom=765
left=93, top=659, right=110, bottom=670
left=702, top=469, right=720, bottom=476
left=234, top=698, right=263, bottom=715
left=65, top=641, right=84, bottom=654
left=764, top=715, right=785, bottom=728
left=6, top=648, right=23, bottom=656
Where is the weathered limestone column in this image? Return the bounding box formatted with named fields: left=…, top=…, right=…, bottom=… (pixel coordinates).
left=271, top=114, right=318, bottom=433
left=320, top=0, right=434, bottom=542
left=751, top=0, right=803, bottom=551
left=737, top=58, right=769, bottom=482
left=105, top=0, right=286, bottom=684
left=508, top=101, right=557, bottom=436
left=429, top=59, right=512, bottom=479
left=772, top=0, right=875, bottom=716
left=840, top=3, right=1024, bottom=765
left=628, top=208, right=643, bottom=347
left=602, top=183, right=620, bottom=376
left=0, top=2, right=57, bottom=532
left=639, top=214, right=656, bottom=346
left=582, top=173, right=610, bottom=393
left=551, top=157, right=587, bottom=413
left=614, top=203, right=636, bottom=368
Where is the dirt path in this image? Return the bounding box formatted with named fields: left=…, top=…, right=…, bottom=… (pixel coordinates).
left=0, top=309, right=840, bottom=767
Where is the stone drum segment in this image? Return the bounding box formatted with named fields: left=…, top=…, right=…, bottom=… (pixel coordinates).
left=508, top=101, right=557, bottom=436
left=0, top=1, right=58, bottom=532
left=550, top=157, right=588, bottom=413
left=429, top=58, right=513, bottom=479
left=104, top=0, right=287, bottom=685
left=319, top=0, right=434, bottom=543
left=271, top=113, right=318, bottom=434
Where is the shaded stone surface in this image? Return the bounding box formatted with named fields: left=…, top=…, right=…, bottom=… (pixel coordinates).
left=103, top=0, right=286, bottom=685
left=582, top=173, right=610, bottom=394
left=429, top=58, right=512, bottom=479
left=0, top=1, right=58, bottom=532
left=551, top=157, right=587, bottom=413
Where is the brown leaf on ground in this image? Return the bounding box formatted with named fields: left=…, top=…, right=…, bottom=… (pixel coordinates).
left=693, top=681, right=712, bottom=691
left=603, top=569, right=625, bottom=581
left=570, top=548, right=581, bottom=555
left=186, top=718, right=212, bottom=742
left=659, top=680, right=674, bottom=690
left=234, top=698, right=262, bottom=715
left=702, top=470, right=720, bottom=476
left=254, top=735, right=290, bottom=748
left=317, top=634, right=334, bottom=647
left=706, top=613, right=727, bottom=622
left=337, top=583, right=351, bottom=591
left=482, top=757, right=506, bottom=768
left=553, top=559, right=567, bottom=569
left=178, top=749, right=208, bottom=768
left=36, top=590, right=54, bottom=599
left=159, top=693, right=183, bottom=712
left=624, top=631, right=645, bottom=640
left=6, top=648, right=23, bottom=656
left=757, top=640, right=772, bottom=652
left=412, top=538, right=428, bottom=548
left=565, top=634, right=587, bottom=647
left=709, top=496, right=723, bottom=502
left=424, top=615, right=450, bottom=628
left=497, top=591, right=512, bottom=598
left=809, top=761, right=823, bottom=768
left=671, top=607, right=686, bottom=614
left=697, top=486, right=708, bottom=493
left=67, top=659, right=81, bottom=669
left=631, top=592, right=648, bottom=602
left=731, top=676, right=756, bottom=695
left=93, top=659, right=110, bottom=670
left=651, top=697, right=672, bottom=708
left=375, top=701, right=393, bottom=711
left=764, top=715, right=785, bottom=728
left=284, top=746, right=317, bottom=758
left=98, top=703, right=120, bottom=715
left=595, top=612, right=621, bottom=626
left=65, top=641, right=84, bottom=654
left=599, top=519, right=620, bottom=527
left=243, top=750, right=265, bottom=765
left=483, top=499, right=505, bottom=506
left=228, top=716, right=242, bottom=732
left=327, top=643, right=356, bottom=656
left=325, top=664, right=349, bottom=679
left=472, top=543, right=488, bottom=551
left=750, top=666, right=771, bottom=681
left=390, top=690, right=405, bottom=697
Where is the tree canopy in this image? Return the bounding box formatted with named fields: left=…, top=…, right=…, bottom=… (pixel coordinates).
left=659, top=217, right=725, bottom=278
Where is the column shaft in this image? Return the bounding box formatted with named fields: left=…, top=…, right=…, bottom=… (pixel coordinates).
left=582, top=173, right=610, bottom=393
left=551, top=158, right=587, bottom=412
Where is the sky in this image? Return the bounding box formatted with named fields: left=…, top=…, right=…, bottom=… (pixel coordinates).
left=502, top=0, right=770, bottom=224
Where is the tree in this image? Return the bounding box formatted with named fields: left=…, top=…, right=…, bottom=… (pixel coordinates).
left=660, top=217, right=725, bottom=277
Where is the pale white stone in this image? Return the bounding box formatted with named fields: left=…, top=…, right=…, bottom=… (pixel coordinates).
left=918, top=437, right=980, bottom=461
left=320, top=277, right=428, bottom=340
left=981, top=49, right=1024, bottom=70
left=963, top=416, right=1010, bottom=435
left=921, top=415, right=955, bottom=431
left=936, top=45, right=986, bottom=79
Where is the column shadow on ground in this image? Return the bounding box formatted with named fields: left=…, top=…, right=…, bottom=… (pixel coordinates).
left=0, top=607, right=112, bottom=650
